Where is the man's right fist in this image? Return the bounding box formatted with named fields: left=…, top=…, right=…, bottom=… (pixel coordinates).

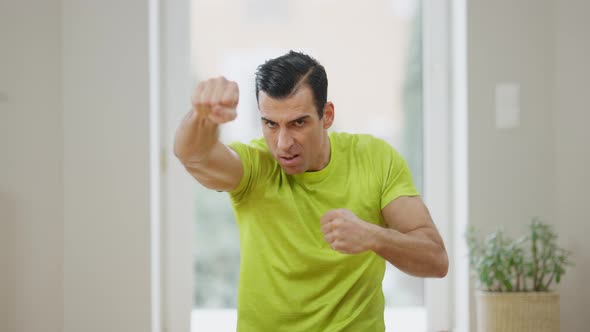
left=192, top=76, right=239, bottom=124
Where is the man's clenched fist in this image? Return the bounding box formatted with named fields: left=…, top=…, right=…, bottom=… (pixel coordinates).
left=192, top=76, right=239, bottom=124
left=320, top=209, right=379, bottom=254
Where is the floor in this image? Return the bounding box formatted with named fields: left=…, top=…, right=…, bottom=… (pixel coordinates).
left=191, top=306, right=426, bottom=331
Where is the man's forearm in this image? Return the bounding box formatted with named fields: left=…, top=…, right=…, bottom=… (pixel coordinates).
left=174, top=110, right=219, bottom=168
left=368, top=225, right=448, bottom=278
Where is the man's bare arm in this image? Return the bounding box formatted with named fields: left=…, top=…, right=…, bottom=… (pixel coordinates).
left=173, top=77, right=243, bottom=191
left=320, top=196, right=448, bottom=278
left=373, top=196, right=448, bottom=277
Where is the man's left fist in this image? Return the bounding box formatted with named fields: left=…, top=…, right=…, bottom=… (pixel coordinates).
left=320, top=209, right=378, bottom=254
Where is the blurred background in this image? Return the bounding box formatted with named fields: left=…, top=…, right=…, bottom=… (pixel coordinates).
left=1, top=0, right=589, bottom=332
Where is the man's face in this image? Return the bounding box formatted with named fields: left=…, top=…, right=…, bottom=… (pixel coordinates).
left=258, top=86, right=334, bottom=175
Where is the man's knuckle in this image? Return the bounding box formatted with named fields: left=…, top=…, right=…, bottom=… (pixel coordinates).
left=214, top=76, right=226, bottom=84
left=221, top=96, right=235, bottom=105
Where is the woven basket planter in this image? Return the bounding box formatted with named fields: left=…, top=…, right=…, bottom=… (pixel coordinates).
left=475, top=291, right=559, bottom=332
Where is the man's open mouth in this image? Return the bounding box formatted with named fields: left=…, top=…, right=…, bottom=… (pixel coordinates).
left=280, top=155, right=300, bottom=165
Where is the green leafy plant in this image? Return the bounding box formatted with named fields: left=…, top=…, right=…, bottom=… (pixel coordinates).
left=466, top=218, right=573, bottom=292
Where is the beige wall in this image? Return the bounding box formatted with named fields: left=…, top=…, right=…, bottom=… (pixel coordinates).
left=62, top=0, right=153, bottom=332
left=468, top=0, right=555, bottom=237
left=467, top=0, right=590, bottom=331
left=1, top=0, right=154, bottom=332
left=0, top=1, right=64, bottom=331
left=553, top=1, right=590, bottom=331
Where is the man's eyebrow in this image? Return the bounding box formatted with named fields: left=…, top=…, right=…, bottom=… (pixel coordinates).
left=260, top=115, right=311, bottom=124
left=260, top=117, right=276, bottom=123
left=289, top=115, right=311, bottom=124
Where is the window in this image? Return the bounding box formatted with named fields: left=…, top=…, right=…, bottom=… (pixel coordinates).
left=161, top=0, right=452, bottom=331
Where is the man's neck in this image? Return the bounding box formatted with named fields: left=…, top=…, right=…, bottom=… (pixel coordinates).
left=315, top=133, right=331, bottom=171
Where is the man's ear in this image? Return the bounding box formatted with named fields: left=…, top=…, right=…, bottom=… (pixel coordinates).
left=322, top=102, right=335, bottom=129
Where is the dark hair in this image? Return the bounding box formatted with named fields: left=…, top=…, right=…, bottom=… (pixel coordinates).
left=255, top=51, right=328, bottom=118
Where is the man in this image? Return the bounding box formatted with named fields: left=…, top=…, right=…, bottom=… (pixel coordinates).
left=174, top=51, right=448, bottom=331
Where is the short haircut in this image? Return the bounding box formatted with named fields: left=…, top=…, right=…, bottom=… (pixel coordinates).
left=255, top=51, right=328, bottom=118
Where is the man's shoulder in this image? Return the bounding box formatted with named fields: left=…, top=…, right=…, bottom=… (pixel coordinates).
left=228, top=137, right=271, bottom=157
left=229, top=137, right=267, bottom=149
left=228, top=137, right=276, bottom=173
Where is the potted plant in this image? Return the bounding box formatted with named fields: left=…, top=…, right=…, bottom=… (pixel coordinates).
left=466, top=218, right=573, bottom=332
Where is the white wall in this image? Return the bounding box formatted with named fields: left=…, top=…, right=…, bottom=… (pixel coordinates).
left=467, top=0, right=590, bottom=331
left=0, top=1, right=64, bottom=331
left=554, top=1, right=590, bottom=331
left=62, top=1, right=154, bottom=332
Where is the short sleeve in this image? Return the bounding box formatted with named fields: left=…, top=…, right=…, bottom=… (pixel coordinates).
left=375, top=139, right=420, bottom=209
left=228, top=138, right=274, bottom=203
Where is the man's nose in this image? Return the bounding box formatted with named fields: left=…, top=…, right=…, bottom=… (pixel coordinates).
left=277, top=129, right=294, bottom=153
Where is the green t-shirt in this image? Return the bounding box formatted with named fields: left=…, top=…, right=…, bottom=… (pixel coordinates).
left=228, top=132, right=418, bottom=332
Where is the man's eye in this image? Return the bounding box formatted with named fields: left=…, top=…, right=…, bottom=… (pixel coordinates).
left=294, top=120, right=305, bottom=127
left=266, top=121, right=277, bottom=128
